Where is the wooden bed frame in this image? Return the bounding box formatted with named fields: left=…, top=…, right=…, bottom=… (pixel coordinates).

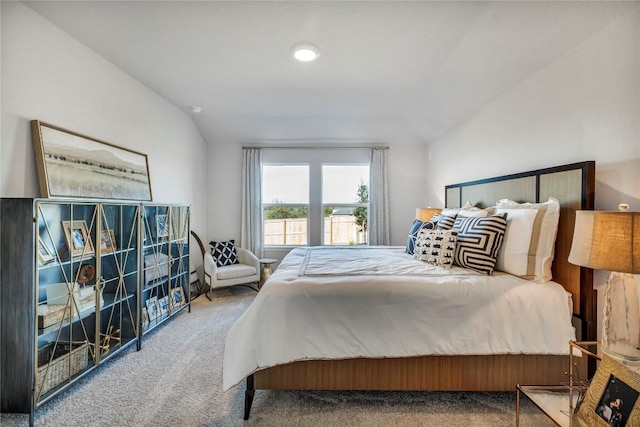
left=243, top=161, right=596, bottom=419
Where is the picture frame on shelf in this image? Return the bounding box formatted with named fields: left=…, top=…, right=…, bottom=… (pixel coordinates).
left=31, top=120, right=153, bottom=201
left=171, top=287, right=185, bottom=310
left=156, top=214, right=168, bottom=238
left=61, top=220, right=95, bottom=259
left=141, top=307, right=149, bottom=332
left=146, top=296, right=159, bottom=324
left=37, top=237, right=55, bottom=264
left=578, top=355, right=640, bottom=427
left=172, top=207, right=189, bottom=240
left=99, top=229, right=117, bottom=253
left=158, top=296, right=169, bottom=318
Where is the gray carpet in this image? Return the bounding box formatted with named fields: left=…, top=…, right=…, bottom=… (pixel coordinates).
left=1, top=287, right=556, bottom=426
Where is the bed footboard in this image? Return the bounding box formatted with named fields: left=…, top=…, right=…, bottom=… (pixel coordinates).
left=241, top=354, right=572, bottom=418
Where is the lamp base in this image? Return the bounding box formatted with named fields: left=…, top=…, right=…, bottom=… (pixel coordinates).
left=602, top=271, right=640, bottom=364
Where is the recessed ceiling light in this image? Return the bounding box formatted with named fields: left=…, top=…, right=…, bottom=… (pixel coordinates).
left=291, top=43, right=321, bottom=62
left=189, top=106, right=202, bottom=114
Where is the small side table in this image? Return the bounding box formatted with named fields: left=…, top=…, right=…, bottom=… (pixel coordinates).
left=516, top=385, right=584, bottom=427
left=258, top=258, right=277, bottom=289
left=516, top=341, right=601, bottom=427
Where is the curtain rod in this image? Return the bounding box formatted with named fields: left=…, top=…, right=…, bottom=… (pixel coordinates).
left=242, top=145, right=389, bottom=150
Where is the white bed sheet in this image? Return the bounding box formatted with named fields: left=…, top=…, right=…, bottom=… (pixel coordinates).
left=223, top=246, right=576, bottom=390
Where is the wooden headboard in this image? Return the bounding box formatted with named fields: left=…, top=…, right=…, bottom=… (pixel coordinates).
left=444, top=161, right=596, bottom=341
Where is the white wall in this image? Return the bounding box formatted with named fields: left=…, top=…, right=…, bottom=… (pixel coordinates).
left=206, top=143, right=427, bottom=254
left=424, top=7, right=639, bottom=210
left=424, top=5, right=640, bottom=340
left=1, top=2, right=208, bottom=237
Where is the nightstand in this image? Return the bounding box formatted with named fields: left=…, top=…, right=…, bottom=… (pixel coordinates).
left=516, top=341, right=601, bottom=427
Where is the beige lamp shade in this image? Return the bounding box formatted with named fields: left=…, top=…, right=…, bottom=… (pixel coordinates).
left=568, top=211, right=640, bottom=274
left=415, top=208, right=442, bottom=222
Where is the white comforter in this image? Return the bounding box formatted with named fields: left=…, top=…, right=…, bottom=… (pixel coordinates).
left=223, top=246, right=575, bottom=390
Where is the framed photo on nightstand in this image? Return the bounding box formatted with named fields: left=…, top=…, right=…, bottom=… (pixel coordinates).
left=578, top=355, right=640, bottom=427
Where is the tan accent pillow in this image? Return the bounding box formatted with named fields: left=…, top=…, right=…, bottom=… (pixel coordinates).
left=495, top=197, right=560, bottom=282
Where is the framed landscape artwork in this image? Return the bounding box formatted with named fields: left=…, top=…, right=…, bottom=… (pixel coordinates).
left=31, top=120, right=153, bottom=201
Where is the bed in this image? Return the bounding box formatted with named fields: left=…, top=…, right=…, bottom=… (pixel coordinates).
left=224, top=161, right=596, bottom=419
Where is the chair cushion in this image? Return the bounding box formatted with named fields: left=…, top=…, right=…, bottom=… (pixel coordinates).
left=217, top=264, right=257, bottom=281
left=209, top=240, right=239, bottom=267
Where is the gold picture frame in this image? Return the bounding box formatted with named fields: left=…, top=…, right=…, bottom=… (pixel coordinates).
left=31, top=120, right=152, bottom=201
left=37, top=236, right=55, bottom=264
left=578, top=355, right=640, bottom=427
left=62, top=220, right=95, bottom=259
left=99, top=229, right=117, bottom=253
left=171, top=286, right=185, bottom=310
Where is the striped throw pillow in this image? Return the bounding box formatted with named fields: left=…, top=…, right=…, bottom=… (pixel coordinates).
left=431, top=213, right=458, bottom=230
left=453, top=214, right=508, bottom=275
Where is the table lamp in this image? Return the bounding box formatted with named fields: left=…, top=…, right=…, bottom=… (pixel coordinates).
left=568, top=204, right=640, bottom=363
left=416, top=208, right=442, bottom=222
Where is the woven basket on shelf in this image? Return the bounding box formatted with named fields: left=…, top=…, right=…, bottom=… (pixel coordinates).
left=36, top=341, right=88, bottom=397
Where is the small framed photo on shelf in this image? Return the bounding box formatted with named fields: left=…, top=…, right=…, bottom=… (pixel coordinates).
left=156, top=214, right=168, bottom=238
left=141, top=307, right=149, bottom=332
left=171, top=287, right=185, bottom=310
left=37, top=236, right=55, bottom=264
left=158, top=296, right=169, bottom=318
left=62, top=220, right=94, bottom=258
left=578, top=355, right=640, bottom=427
left=100, top=229, right=117, bottom=253
left=172, top=207, right=189, bottom=240
left=146, top=296, right=159, bottom=324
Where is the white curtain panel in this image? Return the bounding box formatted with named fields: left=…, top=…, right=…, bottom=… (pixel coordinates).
left=369, top=148, right=390, bottom=245
left=241, top=148, right=264, bottom=258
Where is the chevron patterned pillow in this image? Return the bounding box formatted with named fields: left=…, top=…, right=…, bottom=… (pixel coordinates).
left=209, top=240, right=239, bottom=267
left=453, top=213, right=508, bottom=275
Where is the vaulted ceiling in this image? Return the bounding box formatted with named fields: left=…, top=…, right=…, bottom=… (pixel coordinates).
left=24, top=1, right=635, bottom=146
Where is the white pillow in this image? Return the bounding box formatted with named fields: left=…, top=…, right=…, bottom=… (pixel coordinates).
left=444, top=201, right=491, bottom=218
left=496, top=197, right=560, bottom=282
left=458, top=209, right=489, bottom=218
left=440, top=208, right=460, bottom=217
left=494, top=208, right=538, bottom=277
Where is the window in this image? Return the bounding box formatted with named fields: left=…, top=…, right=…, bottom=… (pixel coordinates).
left=261, top=148, right=370, bottom=247
left=322, top=165, right=369, bottom=245
left=262, top=165, right=309, bottom=245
